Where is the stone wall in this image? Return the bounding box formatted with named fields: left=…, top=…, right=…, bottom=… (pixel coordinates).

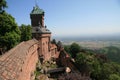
left=0, top=39, right=39, bottom=80
left=38, top=34, right=51, bottom=61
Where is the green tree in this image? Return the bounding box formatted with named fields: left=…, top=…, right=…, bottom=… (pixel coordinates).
left=69, top=43, right=80, bottom=58
left=74, top=46, right=120, bottom=80
left=51, top=39, right=57, bottom=44
left=0, top=0, right=7, bottom=13
left=64, top=45, right=70, bottom=53
left=90, top=59, right=102, bottom=80
left=75, top=52, right=94, bottom=76
left=20, top=24, right=32, bottom=41
left=75, top=53, right=87, bottom=64
left=57, top=41, right=62, bottom=46
left=109, top=74, right=120, bottom=80
left=99, top=46, right=120, bottom=63
left=0, top=12, right=21, bottom=51
left=57, top=41, right=63, bottom=51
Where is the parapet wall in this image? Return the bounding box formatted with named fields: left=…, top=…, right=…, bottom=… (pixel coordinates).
left=0, top=39, right=39, bottom=80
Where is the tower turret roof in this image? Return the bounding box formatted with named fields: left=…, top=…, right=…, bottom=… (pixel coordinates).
left=30, top=5, right=44, bottom=15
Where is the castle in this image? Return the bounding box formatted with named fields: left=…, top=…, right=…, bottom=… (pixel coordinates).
left=30, top=5, right=60, bottom=61
left=0, top=5, right=62, bottom=80
left=0, top=4, right=92, bottom=80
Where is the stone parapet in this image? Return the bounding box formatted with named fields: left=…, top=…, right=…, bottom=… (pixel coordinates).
left=0, top=39, right=39, bottom=80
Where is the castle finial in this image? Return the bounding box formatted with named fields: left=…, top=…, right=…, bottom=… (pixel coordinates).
left=35, top=0, right=38, bottom=6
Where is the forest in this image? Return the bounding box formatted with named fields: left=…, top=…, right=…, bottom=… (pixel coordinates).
left=64, top=43, right=120, bottom=80
left=97, top=46, right=120, bottom=64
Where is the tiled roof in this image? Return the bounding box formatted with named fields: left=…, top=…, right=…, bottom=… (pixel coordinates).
left=30, top=5, right=44, bottom=15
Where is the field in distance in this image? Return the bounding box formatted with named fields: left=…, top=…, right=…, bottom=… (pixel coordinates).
left=55, top=36, right=120, bottom=49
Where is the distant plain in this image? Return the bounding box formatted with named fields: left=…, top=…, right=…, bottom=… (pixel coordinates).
left=54, top=35, right=120, bottom=49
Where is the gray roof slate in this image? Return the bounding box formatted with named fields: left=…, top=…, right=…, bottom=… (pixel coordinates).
left=32, top=26, right=51, bottom=34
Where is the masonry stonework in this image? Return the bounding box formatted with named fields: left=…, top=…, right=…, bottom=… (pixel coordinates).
left=0, top=5, right=60, bottom=80
left=30, top=5, right=58, bottom=61
left=0, top=39, right=39, bottom=80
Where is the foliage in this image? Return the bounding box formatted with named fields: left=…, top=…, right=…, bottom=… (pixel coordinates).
left=109, top=74, right=120, bottom=80
left=65, top=43, right=120, bottom=80
left=64, top=45, right=70, bottom=53
left=75, top=51, right=120, bottom=80
left=0, top=12, right=21, bottom=51
left=57, top=41, right=62, bottom=47
left=57, top=41, right=63, bottom=51
left=51, top=39, right=57, bottom=44
left=0, top=0, right=7, bottom=13
left=64, top=43, right=120, bottom=79
left=69, top=43, right=81, bottom=58
left=76, top=53, right=87, bottom=64
left=75, top=52, right=94, bottom=75
left=19, top=24, right=32, bottom=41
left=58, top=72, right=83, bottom=80
left=34, top=70, right=41, bottom=77
left=98, top=46, right=120, bottom=63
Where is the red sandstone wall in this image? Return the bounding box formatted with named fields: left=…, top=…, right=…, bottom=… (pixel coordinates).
left=0, top=39, right=39, bottom=80
left=38, top=34, right=51, bottom=61
left=0, top=38, right=59, bottom=80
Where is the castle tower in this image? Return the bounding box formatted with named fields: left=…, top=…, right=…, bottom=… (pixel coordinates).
left=30, top=5, right=51, bottom=60
left=30, top=5, right=44, bottom=27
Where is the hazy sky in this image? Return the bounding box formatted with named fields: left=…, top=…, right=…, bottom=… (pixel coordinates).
left=6, top=0, right=120, bottom=37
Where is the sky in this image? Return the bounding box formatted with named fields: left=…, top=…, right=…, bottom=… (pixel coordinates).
left=6, top=0, right=120, bottom=37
